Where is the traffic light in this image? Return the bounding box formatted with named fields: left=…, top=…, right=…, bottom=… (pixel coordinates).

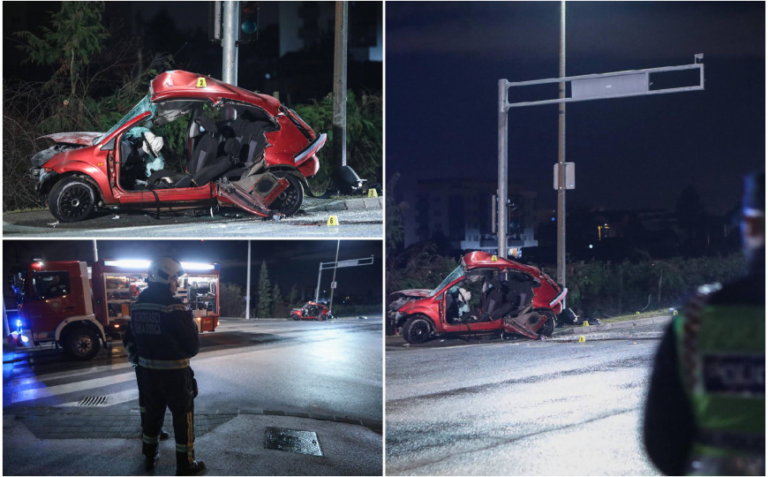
left=239, top=1, right=260, bottom=44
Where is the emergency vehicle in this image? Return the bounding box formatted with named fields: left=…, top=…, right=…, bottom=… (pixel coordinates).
left=9, top=259, right=220, bottom=360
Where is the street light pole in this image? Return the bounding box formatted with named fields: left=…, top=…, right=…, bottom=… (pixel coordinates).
left=557, top=0, right=567, bottom=290
left=333, top=1, right=349, bottom=167
left=246, top=240, right=251, bottom=320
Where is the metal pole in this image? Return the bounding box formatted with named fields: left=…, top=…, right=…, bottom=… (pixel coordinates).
left=222, top=1, right=238, bottom=86
left=497, top=79, right=508, bottom=258
left=556, top=0, right=567, bottom=290
left=245, top=240, right=251, bottom=320
left=315, top=263, right=323, bottom=303
left=333, top=1, right=348, bottom=167
left=328, top=240, right=341, bottom=314
left=93, top=240, right=98, bottom=262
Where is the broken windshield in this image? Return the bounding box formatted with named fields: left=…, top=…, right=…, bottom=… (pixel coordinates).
left=428, top=264, right=466, bottom=297
left=94, top=95, right=156, bottom=145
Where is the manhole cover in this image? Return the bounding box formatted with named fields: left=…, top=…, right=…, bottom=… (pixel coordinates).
left=78, top=396, right=108, bottom=406
left=263, top=427, right=323, bottom=456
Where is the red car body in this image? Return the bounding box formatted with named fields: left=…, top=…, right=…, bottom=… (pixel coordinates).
left=387, top=251, right=568, bottom=344
left=30, top=70, right=326, bottom=221
left=291, top=302, right=331, bottom=321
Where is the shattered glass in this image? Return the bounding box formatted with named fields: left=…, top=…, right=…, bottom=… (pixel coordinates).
left=94, top=95, right=156, bottom=145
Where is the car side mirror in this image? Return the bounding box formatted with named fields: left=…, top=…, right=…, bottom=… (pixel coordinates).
left=100, top=137, right=117, bottom=151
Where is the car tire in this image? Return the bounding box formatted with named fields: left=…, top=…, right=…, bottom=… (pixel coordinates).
left=537, top=310, right=556, bottom=337
left=293, top=315, right=300, bottom=321
left=401, top=315, right=433, bottom=344
left=64, top=326, right=101, bottom=360
left=270, top=172, right=304, bottom=216
left=48, top=177, right=97, bottom=222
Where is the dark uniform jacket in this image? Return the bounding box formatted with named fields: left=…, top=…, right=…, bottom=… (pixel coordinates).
left=124, top=282, right=199, bottom=367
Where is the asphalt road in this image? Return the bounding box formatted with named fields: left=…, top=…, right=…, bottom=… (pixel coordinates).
left=2, top=197, right=382, bottom=238
left=385, top=322, right=666, bottom=475
left=3, top=316, right=384, bottom=475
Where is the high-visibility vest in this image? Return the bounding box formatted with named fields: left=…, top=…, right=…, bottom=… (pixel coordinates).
left=675, top=290, right=765, bottom=476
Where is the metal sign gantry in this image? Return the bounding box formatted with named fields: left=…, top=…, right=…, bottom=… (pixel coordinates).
left=497, top=54, right=705, bottom=290
left=315, top=256, right=375, bottom=303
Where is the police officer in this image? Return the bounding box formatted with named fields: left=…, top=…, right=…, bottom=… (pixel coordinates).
left=129, top=257, right=206, bottom=476
left=643, top=172, right=765, bottom=476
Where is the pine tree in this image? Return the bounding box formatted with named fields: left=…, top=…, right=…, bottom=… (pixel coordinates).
left=256, top=260, right=272, bottom=318
left=287, top=283, right=299, bottom=308
left=272, top=282, right=284, bottom=317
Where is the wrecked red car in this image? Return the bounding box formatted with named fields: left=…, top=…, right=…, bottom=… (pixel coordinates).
left=30, top=70, right=326, bottom=222
left=291, top=301, right=332, bottom=321
left=387, top=251, right=569, bottom=344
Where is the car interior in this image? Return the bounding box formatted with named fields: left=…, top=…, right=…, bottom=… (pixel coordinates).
left=118, top=101, right=279, bottom=192
left=445, top=269, right=540, bottom=324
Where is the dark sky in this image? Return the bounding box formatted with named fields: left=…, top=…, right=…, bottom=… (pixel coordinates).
left=3, top=240, right=382, bottom=301
left=387, top=2, right=765, bottom=215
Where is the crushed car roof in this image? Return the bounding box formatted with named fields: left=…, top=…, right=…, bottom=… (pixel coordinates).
left=462, top=251, right=541, bottom=275
left=150, top=70, right=282, bottom=116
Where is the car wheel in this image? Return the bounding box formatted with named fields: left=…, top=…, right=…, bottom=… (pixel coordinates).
left=293, top=315, right=300, bottom=321
left=64, top=326, right=101, bottom=360
left=402, top=316, right=433, bottom=344
left=49, top=177, right=97, bottom=222
left=270, top=173, right=303, bottom=216
left=537, top=311, right=556, bottom=337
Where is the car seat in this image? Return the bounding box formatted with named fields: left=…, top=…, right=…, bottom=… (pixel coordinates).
left=193, top=137, right=241, bottom=186
left=188, top=117, right=219, bottom=177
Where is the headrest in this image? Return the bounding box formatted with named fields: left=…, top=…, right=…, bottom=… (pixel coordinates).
left=196, top=116, right=217, bottom=135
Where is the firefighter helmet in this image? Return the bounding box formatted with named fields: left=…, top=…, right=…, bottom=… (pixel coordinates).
left=148, top=257, right=186, bottom=284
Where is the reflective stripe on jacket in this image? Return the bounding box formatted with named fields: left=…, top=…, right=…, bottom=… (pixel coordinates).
left=675, top=296, right=765, bottom=476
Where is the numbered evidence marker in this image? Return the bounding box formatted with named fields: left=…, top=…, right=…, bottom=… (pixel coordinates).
left=327, top=216, right=339, bottom=226
left=579, top=336, right=586, bottom=343
left=491, top=255, right=498, bottom=262
left=367, top=188, right=378, bottom=198
left=196, top=77, right=207, bottom=88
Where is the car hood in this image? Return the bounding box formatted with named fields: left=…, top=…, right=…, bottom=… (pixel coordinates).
left=38, top=132, right=103, bottom=146
left=392, top=289, right=432, bottom=298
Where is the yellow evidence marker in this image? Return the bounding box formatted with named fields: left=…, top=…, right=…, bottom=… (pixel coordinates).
left=327, top=216, right=339, bottom=226
left=491, top=255, right=498, bottom=262
left=196, top=77, right=207, bottom=88
left=583, top=320, right=590, bottom=327
left=367, top=188, right=378, bottom=198
left=579, top=336, right=586, bottom=343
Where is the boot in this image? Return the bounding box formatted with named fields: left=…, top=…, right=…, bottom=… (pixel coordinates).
left=143, top=443, right=159, bottom=471
left=176, top=452, right=206, bottom=476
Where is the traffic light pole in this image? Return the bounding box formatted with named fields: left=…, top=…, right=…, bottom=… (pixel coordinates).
left=557, top=0, right=566, bottom=289
left=333, top=1, right=349, bottom=167
left=222, top=0, right=239, bottom=86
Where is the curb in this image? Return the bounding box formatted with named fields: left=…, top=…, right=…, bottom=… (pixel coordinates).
left=553, top=314, right=673, bottom=335
left=302, top=197, right=383, bottom=213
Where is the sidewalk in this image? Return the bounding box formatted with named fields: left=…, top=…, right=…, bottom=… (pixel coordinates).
left=3, top=410, right=382, bottom=476
left=302, top=197, right=382, bottom=213
left=552, top=314, right=672, bottom=336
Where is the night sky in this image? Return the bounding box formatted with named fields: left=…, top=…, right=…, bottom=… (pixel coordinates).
left=387, top=2, right=765, bottom=215
left=3, top=240, right=383, bottom=301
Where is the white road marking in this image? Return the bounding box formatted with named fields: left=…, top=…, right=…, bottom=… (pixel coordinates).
left=11, top=372, right=135, bottom=404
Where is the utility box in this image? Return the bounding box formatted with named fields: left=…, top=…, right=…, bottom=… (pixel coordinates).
left=554, top=162, right=576, bottom=190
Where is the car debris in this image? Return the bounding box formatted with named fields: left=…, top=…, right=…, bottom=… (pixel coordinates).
left=29, top=70, right=328, bottom=222
left=386, top=251, right=578, bottom=345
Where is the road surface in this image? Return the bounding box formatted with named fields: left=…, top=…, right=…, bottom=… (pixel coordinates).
left=385, top=322, right=666, bottom=475
left=3, top=197, right=382, bottom=238
left=3, top=316, right=383, bottom=475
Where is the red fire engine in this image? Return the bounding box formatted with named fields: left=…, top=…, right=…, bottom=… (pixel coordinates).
left=9, top=259, right=220, bottom=360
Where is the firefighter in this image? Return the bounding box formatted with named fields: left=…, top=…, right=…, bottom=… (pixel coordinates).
left=643, top=172, right=765, bottom=476
left=129, top=257, right=206, bottom=476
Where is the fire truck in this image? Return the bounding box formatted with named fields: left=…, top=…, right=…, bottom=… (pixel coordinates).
left=9, top=259, right=220, bottom=360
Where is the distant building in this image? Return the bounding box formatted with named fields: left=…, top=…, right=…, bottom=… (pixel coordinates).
left=402, top=179, right=538, bottom=254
